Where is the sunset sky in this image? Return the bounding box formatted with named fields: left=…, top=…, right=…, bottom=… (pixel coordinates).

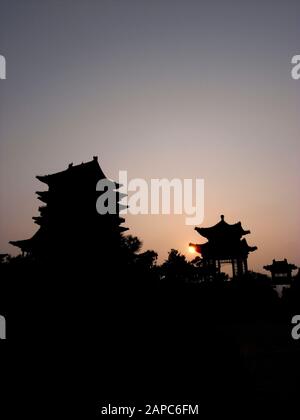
left=0, top=0, right=299, bottom=271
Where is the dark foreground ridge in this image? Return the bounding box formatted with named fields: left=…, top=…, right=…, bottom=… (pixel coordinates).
left=1, top=157, right=299, bottom=416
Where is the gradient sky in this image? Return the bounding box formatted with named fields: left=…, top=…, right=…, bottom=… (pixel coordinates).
left=0, top=0, right=299, bottom=272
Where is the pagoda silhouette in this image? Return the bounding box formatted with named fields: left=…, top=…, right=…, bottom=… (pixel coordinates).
left=263, top=258, right=298, bottom=297
left=190, top=215, right=257, bottom=279
left=10, top=156, right=127, bottom=265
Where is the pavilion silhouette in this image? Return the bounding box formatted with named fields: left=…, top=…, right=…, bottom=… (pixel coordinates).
left=190, top=214, right=257, bottom=280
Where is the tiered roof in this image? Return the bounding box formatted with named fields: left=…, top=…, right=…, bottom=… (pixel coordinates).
left=264, top=259, right=297, bottom=273
left=193, top=215, right=257, bottom=259
left=10, top=156, right=127, bottom=257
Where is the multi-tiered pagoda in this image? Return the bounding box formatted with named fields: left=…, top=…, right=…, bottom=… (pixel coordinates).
left=190, top=215, right=257, bottom=279
left=10, top=156, right=127, bottom=265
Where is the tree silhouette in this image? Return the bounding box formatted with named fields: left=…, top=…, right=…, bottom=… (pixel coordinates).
left=121, top=235, right=142, bottom=255
left=160, top=249, right=194, bottom=283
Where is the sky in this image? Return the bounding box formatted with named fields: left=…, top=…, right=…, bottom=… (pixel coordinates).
left=0, top=0, right=299, bottom=272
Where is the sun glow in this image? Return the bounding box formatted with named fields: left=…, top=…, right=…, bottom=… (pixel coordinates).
left=188, top=245, right=196, bottom=254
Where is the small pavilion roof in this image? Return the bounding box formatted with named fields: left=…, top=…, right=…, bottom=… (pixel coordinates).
left=264, top=259, right=297, bottom=273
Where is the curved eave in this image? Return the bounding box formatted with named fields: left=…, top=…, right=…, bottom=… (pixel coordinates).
left=264, top=262, right=297, bottom=272
left=36, top=175, right=49, bottom=184
left=247, top=245, right=257, bottom=253
left=193, top=239, right=257, bottom=259
left=9, top=239, right=33, bottom=251
left=32, top=216, right=43, bottom=225
left=36, top=158, right=108, bottom=186
left=119, top=226, right=129, bottom=232
left=195, top=223, right=251, bottom=240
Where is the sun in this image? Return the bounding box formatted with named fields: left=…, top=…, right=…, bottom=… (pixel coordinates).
left=188, top=245, right=196, bottom=254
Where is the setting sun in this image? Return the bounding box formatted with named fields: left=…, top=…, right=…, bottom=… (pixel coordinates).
left=188, top=245, right=196, bottom=254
